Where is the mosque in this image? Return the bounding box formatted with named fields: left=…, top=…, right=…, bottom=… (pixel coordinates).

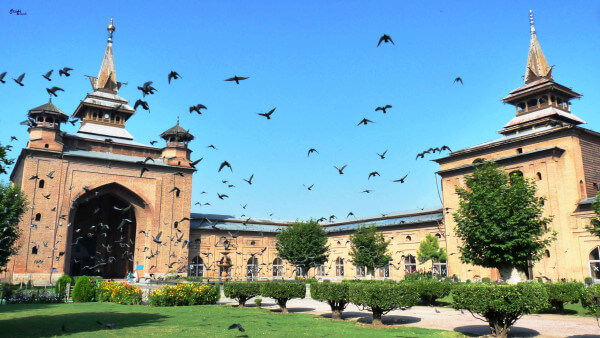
left=3, top=14, right=599, bottom=285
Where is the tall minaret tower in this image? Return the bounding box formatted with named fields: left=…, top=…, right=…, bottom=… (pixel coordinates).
left=71, top=18, right=137, bottom=140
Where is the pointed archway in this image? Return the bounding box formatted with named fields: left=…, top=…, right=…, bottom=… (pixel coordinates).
left=67, top=183, right=147, bottom=278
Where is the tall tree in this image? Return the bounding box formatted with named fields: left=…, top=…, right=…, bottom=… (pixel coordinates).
left=349, top=224, right=391, bottom=276
left=0, top=181, right=28, bottom=272
left=586, top=194, right=600, bottom=238
left=0, top=144, right=14, bottom=175
left=276, top=220, right=329, bottom=276
left=453, top=161, right=554, bottom=283
left=417, top=233, right=447, bottom=277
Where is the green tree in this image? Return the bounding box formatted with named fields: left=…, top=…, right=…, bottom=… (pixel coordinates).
left=276, top=220, right=329, bottom=276
left=453, top=161, right=554, bottom=283
left=0, top=181, right=28, bottom=272
left=349, top=225, right=391, bottom=276
left=585, top=194, right=600, bottom=238
left=0, top=144, right=15, bottom=175
left=417, top=234, right=447, bottom=277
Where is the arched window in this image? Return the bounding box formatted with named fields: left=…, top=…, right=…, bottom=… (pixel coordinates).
left=32, top=246, right=38, bottom=255
left=509, top=170, right=523, bottom=184
left=589, top=247, right=600, bottom=281
left=35, top=213, right=41, bottom=222
left=355, top=265, right=366, bottom=278
left=175, top=190, right=180, bottom=198
left=580, top=180, right=586, bottom=199
left=36, top=116, right=43, bottom=123
left=39, top=180, right=45, bottom=189
left=405, top=235, right=412, bottom=242
left=250, top=241, right=255, bottom=246
left=189, top=256, right=204, bottom=277
left=247, top=256, right=259, bottom=281
left=435, top=233, right=442, bottom=239
left=273, top=258, right=283, bottom=278
left=545, top=249, right=551, bottom=258
left=335, top=257, right=344, bottom=277
left=537, top=172, right=542, bottom=180
left=404, top=255, right=417, bottom=274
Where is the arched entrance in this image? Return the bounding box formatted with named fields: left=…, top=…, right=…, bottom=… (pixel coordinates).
left=67, top=184, right=144, bottom=278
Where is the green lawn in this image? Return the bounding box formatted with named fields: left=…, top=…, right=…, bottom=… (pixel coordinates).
left=0, top=302, right=464, bottom=337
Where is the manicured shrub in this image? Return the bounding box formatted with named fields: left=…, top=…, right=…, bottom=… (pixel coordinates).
left=585, top=277, right=594, bottom=287
left=453, top=282, right=548, bottom=338
left=96, top=281, right=142, bottom=305
left=311, top=281, right=350, bottom=320
left=54, top=274, right=72, bottom=299
left=348, top=281, right=419, bottom=326
left=223, top=282, right=261, bottom=307
left=254, top=298, right=262, bottom=308
left=543, top=281, right=583, bottom=312
left=72, top=276, right=95, bottom=302
left=149, top=283, right=219, bottom=306
left=581, top=284, right=600, bottom=318
left=481, top=277, right=491, bottom=283
left=260, top=282, right=306, bottom=313
left=409, top=279, right=453, bottom=305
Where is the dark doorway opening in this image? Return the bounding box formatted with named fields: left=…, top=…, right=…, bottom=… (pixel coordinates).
left=69, top=193, right=136, bottom=278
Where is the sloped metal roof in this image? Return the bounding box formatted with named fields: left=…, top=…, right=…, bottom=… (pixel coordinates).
left=28, top=100, right=69, bottom=119
left=77, top=124, right=135, bottom=140
left=62, top=148, right=170, bottom=167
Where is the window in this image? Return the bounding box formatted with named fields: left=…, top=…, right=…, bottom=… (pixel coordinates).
left=516, top=148, right=523, bottom=154
left=589, top=247, right=600, bottom=281
left=32, top=246, right=38, bottom=255
left=250, top=241, right=255, bottom=246
left=39, top=180, right=45, bottom=189
left=189, top=256, right=204, bottom=277
left=537, top=172, right=542, bottom=180
left=35, top=213, right=41, bottom=221
left=376, top=265, right=390, bottom=279
left=315, top=264, right=325, bottom=278
left=175, top=190, right=180, bottom=198
left=404, top=255, right=417, bottom=274
left=545, top=249, right=551, bottom=258
left=273, top=258, right=283, bottom=279
left=355, top=266, right=366, bottom=278
left=335, top=257, right=344, bottom=277
left=44, top=144, right=49, bottom=148
left=433, top=262, right=448, bottom=277
left=247, top=256, right=259, bottom=281
left=405, top=235, right=412, bottom=242
left=174, top=221, right=179, bottom=229
left=435, top=233, right=442, bottom=239
left=296, top=266, right=305, bottom=278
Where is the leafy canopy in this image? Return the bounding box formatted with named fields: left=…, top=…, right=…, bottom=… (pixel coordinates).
left=0, top=145, right=15, bottom=175
left=453, top=161, right=554, bottom=270
left=349, top=224, right=391, bottom=270
left=0, top=181, right=28, bottom=272
left=276, top=220, right=329, bottom=272
left=586, top=194, right=600, bottom=238
left=417, top=233, right=447, bottom=264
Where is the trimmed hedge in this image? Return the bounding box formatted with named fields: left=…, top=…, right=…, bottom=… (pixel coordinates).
left=311, top=281, right=350, bottom=320
left=543, top=281, right=583, bottom=312
left=223, top=282, right=261, bottom=307
left=409, top=279, right=453, bottom=305
left=149, top=282, right=220, bottom=306
left=348, top=281, right=420, bottom=326
left=453, top=282, right=548, bottom=338
left=72, top=276, right=95, bottom=302
left=54, top=274, right=72, bottom=299
left=581, top=284, right=600, bottom=318
left=260, top=282, right=306, bottom=313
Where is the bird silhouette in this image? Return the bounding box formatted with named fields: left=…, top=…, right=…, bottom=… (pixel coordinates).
left=218, top=193, right=229, bottom=200
left=207, top=145, right=217, bottom=150
left=59, top=67, right=73, bottom=77
left=168, top=71, right=181, bottom=84
left=228, top=324, right=245, bottom=332
left=13, top=73, right=25, bottom=86
left=219, top=161, right=232, bottom=172
left=307, top=148, right=319, bottom=157
left=134, top=99, right=150, bottom=112
left=361, top=190, right=373, bottom=193
left=357, top=118, right=374, bottom=126
left=258, top=107, right=276, bottom=119
left=454, top=77, right=463, bottom=85
left=190, top=158, right=203, bottom=168
left=368, top=172, right=380, bottom=179
left=303, top=184, right=314, bottom=191
left=169, top=187, right=181, bottom=194
left=46, top=87, right=64, bottom=97
left=377, top=150, right=387, bottom=159
left=243, top=174, right=254, bottom=185
left=140, top=167, right=149, bottom=177
left=42, top=70, right=53, bottom=81
left=441, top=145, right=452, bottom=152
left=393, top=172, right=409, bottom=183
left=189, top=104, right=207, bottom=114
left=334, top=165, right=347, bottom=174
left=377, top=34, right=394, bottom=46
left=0, top=72, right=6, bottom=83
left=224, top=75, right=249, bottom=84
left=149, top=140, right=158, bottom=146
left=375, top=105, right=392, bottom=114
left=137, top=81, right=157, bottom=97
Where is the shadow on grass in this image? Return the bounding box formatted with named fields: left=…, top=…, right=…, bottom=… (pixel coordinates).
left=0, top=303, right=66, bottom=314
left=269, top=307, right=316, bottom=313
left=324, top=311, right=420, bottom=325
left=0, top=311, right=167, bottom=337
left=454, top=325, right=539, bottom=337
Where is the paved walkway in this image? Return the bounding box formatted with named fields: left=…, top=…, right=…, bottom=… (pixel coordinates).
left=218, top=296, right=600, bottom=337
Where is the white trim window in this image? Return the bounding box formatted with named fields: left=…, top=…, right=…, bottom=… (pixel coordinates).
left=404, top=255, right=417, bottom=274
left=247, top=256, right=259, bottom=281
left=376, top=265, right=390, bottom=279
left=355, top=266, right=366, bottom=278
left=189, top=256, right=204, bottom=277
left=273, top=258, right=284, bottom=279
left=335, top=257, right=345, bottom=277
left=315, top=264, right=325, bottom=278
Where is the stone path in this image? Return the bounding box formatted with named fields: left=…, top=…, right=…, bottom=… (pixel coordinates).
left=219, top=296, right=600, bottom=337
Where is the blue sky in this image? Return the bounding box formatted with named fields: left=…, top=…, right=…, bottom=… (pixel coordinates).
left=1, top=1, right=600, bottom=221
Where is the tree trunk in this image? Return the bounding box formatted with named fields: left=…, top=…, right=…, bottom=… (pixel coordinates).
left=332, top=309, right=343, bottom=320
left=489, top=322, right=510, bottom=338
left=371, top=309, right=383, bottom=326
left=278, top=299, right=288, bottom=313
left=550, top=300, right=565, bottom=312
left=498, top=265, right=527, bottom=284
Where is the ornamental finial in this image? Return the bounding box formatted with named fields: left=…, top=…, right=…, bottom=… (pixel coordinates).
left=529, top=10, right=535, bottom=34
left=107, top=18, right=115, bottom=42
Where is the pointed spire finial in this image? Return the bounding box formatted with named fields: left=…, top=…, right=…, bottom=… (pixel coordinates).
left=529, top=10, right=535, bottom=34
left=177, top=116, right=180, bottom=125
left=107, top=18, right=115, bottom=42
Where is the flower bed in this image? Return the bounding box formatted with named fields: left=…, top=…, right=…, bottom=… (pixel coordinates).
left=4, top=289, right=63, bottom=304
left=96, top=280, right=142, bottom=305
left=149, top=282, right=220, bottom=306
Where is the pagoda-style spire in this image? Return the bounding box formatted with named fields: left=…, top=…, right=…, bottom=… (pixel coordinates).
left=524, top=10, right=553, bottom=83
left=88, top=18, right=121, bottom=93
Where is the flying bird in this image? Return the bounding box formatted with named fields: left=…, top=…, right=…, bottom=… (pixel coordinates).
left=46, top=171, right=55, bottom=179
left=375, top=105, right=392, bottom=114
left=454, top=77, right=463, bottom=85
left=357, top=118, right=374, bottom=126
left=168, top=70, right=181, bottom=84
left=368, top=172, right=380, bottom=179
left=303, top=184, right=314, bottom=191
left=377, top=34, right=394, bottom=46
left=393, top=172, right=409, bottom=183
left=258, top=108, right=276, bottom=119
left=218, top=161, right=232, bottom=172
left=377, top=150, right=387, bottom=159
left=58, top=67, right=73, bottom=77
left=13, top=73, right=25, bottom=86
left=10, top=136, right=17, bottom=141
left=189, top=104, right=207, bottom=114
left=140, top=167, right=149, bottom=177
left=150, top=140, right=158, bottom=146
left=224, top=75, right=249, bottom=84
left=207, top=145, right=217, bottom=150
left=137, top=81, right=157, bottom=97
left=190, top=158, right=203, bottom=168
left=152, top=232, right=163, bottom=244
left=228, top=323, right=245, bottom=332
left=361, top=190, right=373, bottom=193
left=334, top=165, right=347, bottom=174
left=46, top=87, right=64, bottom=97
left=42, top=70, right=53, bottom=81
left=441, top=145, right=452, bottom=152
left=217, top=193, right=229, bottom=200
left=134, top=99, right=150, bottom=112
left=243, top=174, right=254, bottom=185
left=307, top=148, right=319, bottom=157
left=169, top=187, right=181, bottom=195
left=0, top=72, right=6, bottom=83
